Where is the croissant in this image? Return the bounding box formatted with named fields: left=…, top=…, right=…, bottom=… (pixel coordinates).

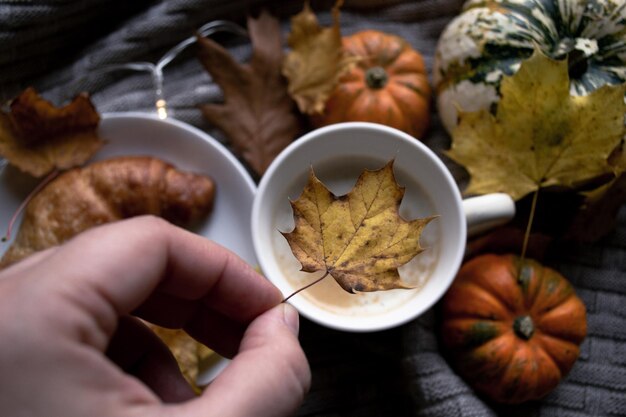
left=1, top=156, right=215, bottom=268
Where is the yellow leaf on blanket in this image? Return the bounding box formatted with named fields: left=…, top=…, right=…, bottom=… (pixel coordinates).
left=282, top=0, right=354, bottom=115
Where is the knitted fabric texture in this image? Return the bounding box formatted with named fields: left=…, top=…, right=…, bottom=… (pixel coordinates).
left=1, top=1, right=624, bottom=415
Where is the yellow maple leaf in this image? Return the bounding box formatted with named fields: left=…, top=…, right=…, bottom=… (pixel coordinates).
left=144, top=322, right=216, bottom=393
left=282, top=160, right=436, bottom=293
left=0, top=87, right=104, bottom=177
left=282, top=0, right=353, bottom=115
left=447, top=49, right=626, bottom=201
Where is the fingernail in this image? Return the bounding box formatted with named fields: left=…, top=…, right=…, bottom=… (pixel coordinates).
left=282, top=303, right=300, bottom=336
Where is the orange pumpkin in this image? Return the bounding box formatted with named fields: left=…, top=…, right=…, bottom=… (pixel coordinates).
left=440, top=254, right=587, bottom=404
left=312, top=30, right=431, bottom=139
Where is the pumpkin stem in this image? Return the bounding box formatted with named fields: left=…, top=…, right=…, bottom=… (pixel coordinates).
left=553, top=37, right=597, bottom=80
left=513, top=315, right=535, bottom=340
left=568, top=49, right=588, bottom=80
left=365, top=66, right=388, bottom=89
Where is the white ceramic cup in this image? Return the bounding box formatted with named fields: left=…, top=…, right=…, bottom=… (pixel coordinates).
left=251, top=122, right=514, bottom=332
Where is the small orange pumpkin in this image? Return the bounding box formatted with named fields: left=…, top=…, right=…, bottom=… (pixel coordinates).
left=312, top=30, right=431, bottom=139
left=440, top=254, right=587, bottom=404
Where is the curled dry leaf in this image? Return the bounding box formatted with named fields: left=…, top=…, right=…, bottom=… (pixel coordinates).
left=198, top=11, right=301, bottom=176
left=447, top=49, right=626, bottom=201
left=0, top=87, right=104, bottom=177
left=282, top=160, right=436, bottom=293
left=282, top=0, right=354, bottom=115
left=567, top=143, right=626, bottom=242
left=144, top=322, right=215, bottom=392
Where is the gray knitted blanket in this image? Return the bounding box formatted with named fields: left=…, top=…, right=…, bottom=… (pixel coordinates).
left=1, top=1, right=624, bottom=416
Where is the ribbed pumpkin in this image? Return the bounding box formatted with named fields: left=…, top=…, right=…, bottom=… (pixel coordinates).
left=312, top=30, right=431, bottom=139
left=440, top=254, right=587, bottom=404
left=434, top=0, right=626, bottom=133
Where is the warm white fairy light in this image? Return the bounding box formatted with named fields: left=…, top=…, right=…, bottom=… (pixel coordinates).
left=156, top=99, right=168, bottom=119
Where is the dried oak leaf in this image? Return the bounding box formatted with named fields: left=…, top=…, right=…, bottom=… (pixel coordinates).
left=282, top=160, right=436, bottom=293
left=447, top=49, right=626, bottom=201
left=198, top=11, right=301, bottom=176
left=0, top=87, right=104, bottom=177
left=282, top=0, right=353, bottom=115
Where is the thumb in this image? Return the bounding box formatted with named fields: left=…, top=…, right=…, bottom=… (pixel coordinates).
left=176, top=304, right=311, bottom=417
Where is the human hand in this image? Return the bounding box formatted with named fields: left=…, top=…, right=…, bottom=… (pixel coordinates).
left=0, top=216, right=310, bottom=417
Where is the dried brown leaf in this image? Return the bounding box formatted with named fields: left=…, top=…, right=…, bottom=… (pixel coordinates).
left=0, top=88, right=104, bottom=177
left=565, top=176, right=626, bottom=241
left=198, top=11, right=301, bottom=176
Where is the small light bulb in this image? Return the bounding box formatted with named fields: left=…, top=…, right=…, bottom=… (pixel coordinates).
left=156, top=99, right=168, bottom=119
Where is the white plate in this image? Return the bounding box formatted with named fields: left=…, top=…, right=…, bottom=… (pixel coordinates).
left=1, top=112, right=257, bottom=264
left=0, top=112, right=256, bottom=381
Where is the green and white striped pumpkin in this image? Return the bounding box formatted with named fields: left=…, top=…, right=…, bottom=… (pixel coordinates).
left=434, top=0, right=626, bottom=133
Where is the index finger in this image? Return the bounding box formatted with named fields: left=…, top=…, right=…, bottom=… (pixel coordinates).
left=16, top=216, right=282, bottom=352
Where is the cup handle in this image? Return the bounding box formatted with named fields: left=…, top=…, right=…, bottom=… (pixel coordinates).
left=462, top=193, right=516, bottom=237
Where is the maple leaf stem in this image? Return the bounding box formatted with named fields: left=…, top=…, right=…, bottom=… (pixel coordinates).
left=2, top=169, right=59, bottom=243
left=520, top=188, right=539, bottom=263
left=282, top=271, right=329, bottom=303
